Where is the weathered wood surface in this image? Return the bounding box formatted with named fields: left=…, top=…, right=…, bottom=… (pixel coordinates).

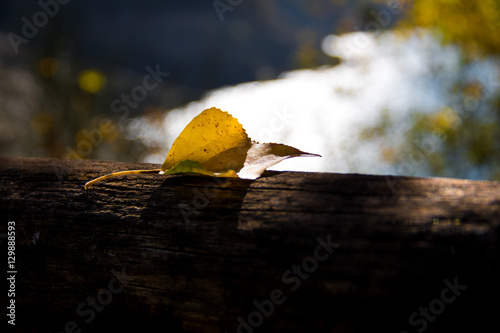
left=1, top=157, right=500, bottom=332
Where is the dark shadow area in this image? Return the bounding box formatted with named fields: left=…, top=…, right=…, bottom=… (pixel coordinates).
left=114, top=175, right=255, bottom=332
left=3, top=158, right=500, bottom=332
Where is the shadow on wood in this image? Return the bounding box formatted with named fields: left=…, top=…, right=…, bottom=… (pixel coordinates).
left=1, top=157, right=499, bottom=332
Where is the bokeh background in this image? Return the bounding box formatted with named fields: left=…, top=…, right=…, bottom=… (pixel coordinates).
left=1, top=0, right=499, bottom=180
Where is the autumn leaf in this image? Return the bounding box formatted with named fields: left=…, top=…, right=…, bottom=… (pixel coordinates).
left=161, top=107, right=251, bottom=174
left=84, top=107, right=320, bottom=189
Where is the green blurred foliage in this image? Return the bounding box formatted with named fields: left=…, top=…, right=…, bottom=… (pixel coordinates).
left=33, top=52, right=138, bottom=161
left=364, top=0, right=500, bottom=180
left=405, top=0, right=500, bottom=57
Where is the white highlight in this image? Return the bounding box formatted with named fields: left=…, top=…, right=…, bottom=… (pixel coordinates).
left=133, top=30, right=498, bottom=176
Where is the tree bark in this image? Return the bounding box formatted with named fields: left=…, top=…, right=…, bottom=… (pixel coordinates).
left=1, top=157, right=499, bottom=332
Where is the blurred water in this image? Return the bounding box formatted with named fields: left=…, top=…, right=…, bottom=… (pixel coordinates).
left=131, top=30, right=498, bottom=176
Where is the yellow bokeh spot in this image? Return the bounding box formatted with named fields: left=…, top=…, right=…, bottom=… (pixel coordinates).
left=432, top=107, right=460, bottom=131
left=78, top=69, right=106, bottom=94
left=39, top=57, right=59, bottom=78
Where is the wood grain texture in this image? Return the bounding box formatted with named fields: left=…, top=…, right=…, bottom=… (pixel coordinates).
left=1, top=157, right=499, bottom=332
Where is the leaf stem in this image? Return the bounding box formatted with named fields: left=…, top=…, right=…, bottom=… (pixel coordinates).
left=84, top=169, right=161, bottom=190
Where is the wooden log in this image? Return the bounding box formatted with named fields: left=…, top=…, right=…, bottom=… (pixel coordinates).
left=1, top=157, right=499, bottom=332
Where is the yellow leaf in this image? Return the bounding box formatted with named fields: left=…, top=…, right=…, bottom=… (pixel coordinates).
left=162, top=160, right=239, bottom=177
left=85, top=107, right=320, bottom=188
left=161, top=107, right=252, bottom=173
